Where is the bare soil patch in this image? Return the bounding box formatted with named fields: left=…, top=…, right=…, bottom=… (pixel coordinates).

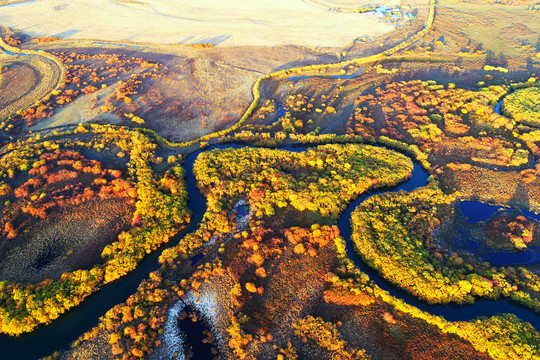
left=0, top=0, right=395, bottom=47
left=0, top=53, right=60, bottom=121
left=0, top=61, right=38, bottom=109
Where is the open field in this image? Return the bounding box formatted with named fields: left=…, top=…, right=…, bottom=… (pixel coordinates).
left=0, top=61, right=39, bottom=111
left=0, top=0, right=404, bottom=47
left=18, top=41, right=342, bottom=142
left=395, top=0, right=540, bottom=61
left=437, top=0, right=540, bottom=56
left=0, top=0, right=430, bottom=143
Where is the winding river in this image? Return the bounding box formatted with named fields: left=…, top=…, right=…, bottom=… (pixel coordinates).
left=0, top=143, right=538, bottom=358
left=340, top=163, right=540, bottom=326
left=0, top=40, right=539, bottom=356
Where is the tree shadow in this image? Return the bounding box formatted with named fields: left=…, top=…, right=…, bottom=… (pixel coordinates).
left=52, top=29, right=81, bottom=38
left=270, top=52, right=340, bottom=73
left=196, top=34, right=231, bottom=45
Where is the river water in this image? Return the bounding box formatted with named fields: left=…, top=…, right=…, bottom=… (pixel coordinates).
left=0, top=143, right=538, bottom=358
left=340, top=162, right=540, bottom=327
left=0, top=64, right=537, bottom=356
left=0, top=0, right=39, bottom=8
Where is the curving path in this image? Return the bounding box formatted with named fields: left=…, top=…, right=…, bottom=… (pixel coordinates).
left=0, top=41, right=65, bottom=122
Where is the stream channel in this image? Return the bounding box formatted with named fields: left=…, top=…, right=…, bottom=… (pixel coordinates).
left=0, top=46, right=538, bottom=356
left=0, top=143, right=538, bottom=359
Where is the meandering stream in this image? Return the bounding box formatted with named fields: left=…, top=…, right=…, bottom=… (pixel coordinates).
left=1, top=42, right=539, bottom=356
left=0, top=143, right=538, bottom=359
left=340, top=162, right=540, bottom=326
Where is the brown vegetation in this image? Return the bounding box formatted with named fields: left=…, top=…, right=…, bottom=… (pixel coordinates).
left=483, top=213, right=536, bottom=250
left=3, top=49, right=162, bottom=129
left=0, top=147, right=137, bottom=284
left=348, top=79, right=528, bottom=168
left=0, top=125, right=190, bottom=335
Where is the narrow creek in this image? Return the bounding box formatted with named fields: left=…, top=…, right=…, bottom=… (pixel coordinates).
left=0, top=144, right=208, bottom=359
left=286, top=66, right=364, bottom=81
left=0, top=0, right=39, bottom=8
left=0, top=144, right=302, bottom=359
